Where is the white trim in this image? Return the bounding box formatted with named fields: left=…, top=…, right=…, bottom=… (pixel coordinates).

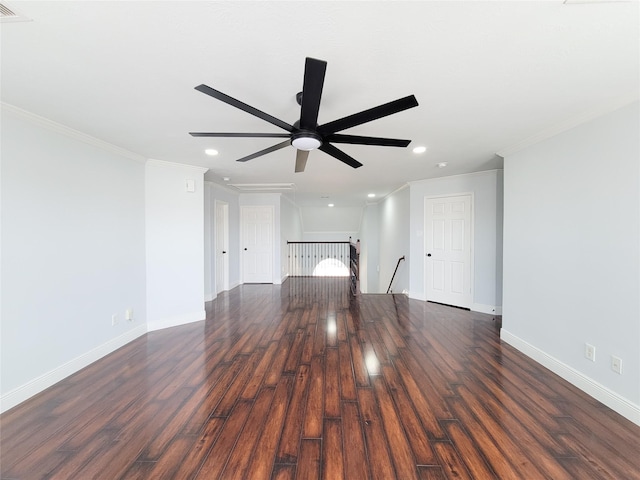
left=472, top=303, right=502, bottom=315
left=147, top=310, right=206, bottom=332
left=408, top=169, right=501, bottom=188
left=408, top=291, right=427, bottom=302
left=205, top=292, right=215, bottom=302
left=1, top=102, right=146, bottom=163
left=300, top=231, right=358, bottom=237
left=0, top=325, right=147, bottom=414
left=496, top=96, right=639, bottom=157
left=500, top=329, right=640, bottom=426
left=145, top=158, right=209, bottom=174
left=376, top=183, right=409, bottom=205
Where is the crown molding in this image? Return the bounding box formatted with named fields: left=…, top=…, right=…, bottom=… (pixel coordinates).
left=497, top=96, right=639, bottom=158
left=1, top=102, right=146, bottom=163
left=145, top=158, right=208, bottom=174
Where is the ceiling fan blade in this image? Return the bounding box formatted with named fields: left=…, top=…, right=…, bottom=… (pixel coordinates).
left=299, top=58, right=327, bottom=130
left=295, top=150, right=309, bottom=173
left=319, top=143, right=363, bottom=169
left=318, top=95, right=418, bottom=135
left=189, top=132, right=290, bottom=138
left=325, top=134, right=411, bottom=147
left=195, top=84, right=294, bottom=132
left=236, top=140, right=291, bottom=163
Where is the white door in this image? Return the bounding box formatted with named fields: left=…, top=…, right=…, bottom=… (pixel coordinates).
left=425, top=195, right=472, bottom=308
left=241, top=205, right=274, bottom=283
left=215, top=201, right=229, bottom=294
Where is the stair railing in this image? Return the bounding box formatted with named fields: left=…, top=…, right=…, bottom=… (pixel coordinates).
left=386, top=256, right=405, bottom=294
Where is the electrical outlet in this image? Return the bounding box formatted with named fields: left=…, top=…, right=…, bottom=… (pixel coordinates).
left=111, top=314, right=119, bottom=326
left=585, top=343, right=596, bottom=362
left=611, top=355, right=623, bottom=374
left=125, top=308, right=133, bottom=322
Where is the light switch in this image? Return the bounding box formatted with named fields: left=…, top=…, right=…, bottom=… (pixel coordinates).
left=186, top=179, right=196, bottom=192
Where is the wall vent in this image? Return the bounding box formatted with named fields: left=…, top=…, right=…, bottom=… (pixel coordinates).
left=0, top=2, right=31, bottom=22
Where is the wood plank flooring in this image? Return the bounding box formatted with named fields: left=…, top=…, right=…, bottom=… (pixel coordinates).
left=1, top=277, right=639, bottom=479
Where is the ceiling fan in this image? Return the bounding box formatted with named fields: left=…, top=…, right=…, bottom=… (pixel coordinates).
left=190, top=57, right=418, bottom=173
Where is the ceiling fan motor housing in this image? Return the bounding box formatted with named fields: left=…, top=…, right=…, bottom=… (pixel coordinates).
left=291, top=130, right=322, bottom=151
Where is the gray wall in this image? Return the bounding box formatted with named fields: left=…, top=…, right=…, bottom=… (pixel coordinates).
left=502, top=101, right=639, bottom=418
left=1, top=106, right=147, bottom=408
left=378, top=187, right=410, bottom=294
left=408, top=170, right=503, bottom=313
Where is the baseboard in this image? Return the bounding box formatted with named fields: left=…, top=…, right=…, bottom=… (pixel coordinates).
left=147, top=310, right=206, bottom=332
left=472, top=303, right=502, bottom=315
left=408, top=292, right=427, bottom=302
left=0, top=324, right=147, bottom=414
left=500, top=329, right=640, bottom=426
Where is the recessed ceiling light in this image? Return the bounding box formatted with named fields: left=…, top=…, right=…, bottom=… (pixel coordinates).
left=205, top=149, right=219, bottom=156
left=368, top=193, right=376, bottom=198
left=223, top=177, right=230, bottom=182
left=437, top=162, right=448, bottom=168
left=412, top=146, right=427, bottom=154
left=328, top=203, right=334, bottom=207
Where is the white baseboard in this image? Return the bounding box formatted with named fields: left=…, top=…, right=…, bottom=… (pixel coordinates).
left=0, top=324, right=147, bottom=414
left=147, top=310, right=206, bottom=332
left=500, top=329, right=640, bottom=426
left=408, top=292, right=427, bottom=302
left=472, top=303, right=502, bottom=315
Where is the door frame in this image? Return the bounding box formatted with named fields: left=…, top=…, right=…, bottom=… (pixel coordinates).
left=240, top=205, right=275, bottom=284
left=424, top=192, right=474, bottom=308
left=215, top=200, right=229, bottom=294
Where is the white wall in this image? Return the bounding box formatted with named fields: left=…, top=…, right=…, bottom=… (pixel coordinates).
left=1, top=106, right=147, bottom=411
left=379, top=187, right=410, bottom=294
left=280, top=195, right=303, bottom=279
left=204, top=183, right=214, bottom=301
left=145, top=160, right=208, bottom=331
left=409, top=170, right=503, bottom=313
left=502, top=101, right=639, bottom=424
left=300, top=206, right=361, bottom=242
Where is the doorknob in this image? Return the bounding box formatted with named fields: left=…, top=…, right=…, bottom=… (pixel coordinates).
left=244, top=248, right=247, bottom=251
left=427, top=253, right=432, bottom=257
left=222, top=251, right=227, bottom=254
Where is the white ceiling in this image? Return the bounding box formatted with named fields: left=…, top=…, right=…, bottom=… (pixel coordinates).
left=2, top=1, right=638, bottom=206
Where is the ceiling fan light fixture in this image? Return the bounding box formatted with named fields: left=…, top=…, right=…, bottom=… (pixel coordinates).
left=291, top=131, right=322, bottom=151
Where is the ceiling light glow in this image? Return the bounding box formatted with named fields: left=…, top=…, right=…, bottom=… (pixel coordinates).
left=205, top=149, right=219, bottom=156
left=437, top=162, right=448, bottom=168
left=292, top=132, right=322, bottom=151
left=412, top=146, right=427, bottom=154
left=368, top=193, right=376, bottom=198
left=328, top=203, right=334, bottom=207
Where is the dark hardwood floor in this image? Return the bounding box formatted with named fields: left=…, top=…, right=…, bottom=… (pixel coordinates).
left=1, top=277, right=639, bottom=479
